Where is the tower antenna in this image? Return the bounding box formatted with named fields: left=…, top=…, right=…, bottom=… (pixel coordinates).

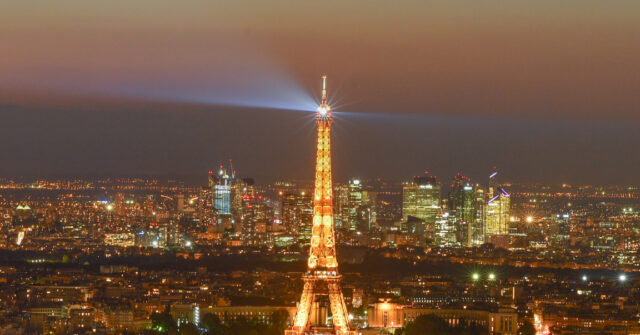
left=316, top=75, right=331, bottom=117
left=321, top=74, right=327, bottom=104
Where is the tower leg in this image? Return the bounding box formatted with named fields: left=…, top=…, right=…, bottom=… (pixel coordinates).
left=328, top=279, right=357, bottom=335
left=286, top=278, right=315, bottom=335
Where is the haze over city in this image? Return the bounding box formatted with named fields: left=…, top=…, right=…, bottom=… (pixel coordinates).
left=2, top=1, right=640, bottom=184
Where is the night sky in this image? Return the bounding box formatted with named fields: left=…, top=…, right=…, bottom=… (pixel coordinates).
left=1, top=1, right=639, bottom=184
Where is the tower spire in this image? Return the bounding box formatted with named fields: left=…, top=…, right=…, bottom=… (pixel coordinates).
left=287, top=75, right=355, bottom=335
left=317, top=75, right=331, bottom=118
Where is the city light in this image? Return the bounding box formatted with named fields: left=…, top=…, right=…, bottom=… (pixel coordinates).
left=16, top=231, right=25, bottom=246
left=317, top=106, right=328, bottom=116
left=4, top=2, right=638, bottom=335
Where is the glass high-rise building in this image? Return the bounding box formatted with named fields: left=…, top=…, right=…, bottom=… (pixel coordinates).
left=472, top=186, right=485, bottom=245
left=213, top=168, right=232, bottom=216
left=333, top=183, right=349, bottom=229
left=402, top=172, right=441, bottom=227
left=282, top=191, right=313, bottom=243
left=484, top=170, right=510, bottom=237
left=347, top=179, right=363, bottom=231
left=360, top=190, right=377, bottom=232
left=448, top=174, right=476, bottom=246
left=434, top=211, right=455, bottom=246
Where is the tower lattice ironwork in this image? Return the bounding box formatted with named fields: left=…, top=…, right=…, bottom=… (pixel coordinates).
left=286, top=76, right=356, bottom=335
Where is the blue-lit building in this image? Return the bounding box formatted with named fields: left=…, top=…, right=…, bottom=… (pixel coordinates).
left=213, top=167, right=232, bottom=216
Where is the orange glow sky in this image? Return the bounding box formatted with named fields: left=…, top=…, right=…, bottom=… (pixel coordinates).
left=1, top=1, right=640, bottom=183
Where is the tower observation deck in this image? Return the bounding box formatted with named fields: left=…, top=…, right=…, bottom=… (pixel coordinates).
left=286, top=76, right=356, bottom=335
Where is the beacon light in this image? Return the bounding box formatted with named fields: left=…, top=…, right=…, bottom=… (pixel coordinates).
left=316, top=75, right=331, bottom=118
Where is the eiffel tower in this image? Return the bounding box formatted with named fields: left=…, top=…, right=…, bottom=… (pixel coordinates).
left=286, top=76, right=357, bottom=335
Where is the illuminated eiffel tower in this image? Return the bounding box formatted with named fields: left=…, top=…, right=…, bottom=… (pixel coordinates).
left=286, top=76, right=357, bottom=335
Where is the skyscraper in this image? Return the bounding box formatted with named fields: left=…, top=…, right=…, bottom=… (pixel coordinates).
left=360, top=189, right=377, bottom=232
left=287, top=76, right=356, bottom=335
left=347, top=179, right=362, bottom=231
left=434, top=211, right=455, bottom=246
left=402, top=172, right=441, bottom=227
left=282, top=191, right=313, bottom=243
left=213, top=166, right=232, bottom=216
left=239, top=190, right=273, bottom=246
left=473, top=186, right=486, bottom=245
left=449, top=174, right=476, bottom=246
left=333, top=183, right=349, bottom=230
left=484, top=169, right=511, bottom=239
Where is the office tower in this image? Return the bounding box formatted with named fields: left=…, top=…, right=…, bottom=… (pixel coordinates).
left=213, top=166, right=232, bottom=216
left=402, top=172, right=441, bottom=227
left=232, top=177, right=253, bottom=221
left=287, top=76, right=356, bottom=335
left=333, top=183, right=349, bottom=229
left=550, top=213, right=571, bottom=247
left=449, top=174, right=476, bottom=246
left=434, top=211, right=455, bottom=246
left=282, top=191, right=313, bottom=243
left=484, top=169, right=511, bottom=238
left=360, top=190, right=377, bottom=232
left=347, top=179, right=362, bottom=231
left=473, top=186, right=485, bottom=245
left=239, top=191, right=273, bottom=246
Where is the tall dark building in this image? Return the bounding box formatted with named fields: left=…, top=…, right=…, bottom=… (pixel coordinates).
left=347, top=178, right=363, bottom=231
left=449, top=173, right=476, bottom=246
left=213, top=165, right=233, bottom=216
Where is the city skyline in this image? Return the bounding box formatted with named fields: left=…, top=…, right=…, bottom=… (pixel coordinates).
left=3, top=2, right=640, bottom=334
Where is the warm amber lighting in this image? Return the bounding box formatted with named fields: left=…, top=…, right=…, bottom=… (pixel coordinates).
left=287, top=76, right=355, bottom=335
